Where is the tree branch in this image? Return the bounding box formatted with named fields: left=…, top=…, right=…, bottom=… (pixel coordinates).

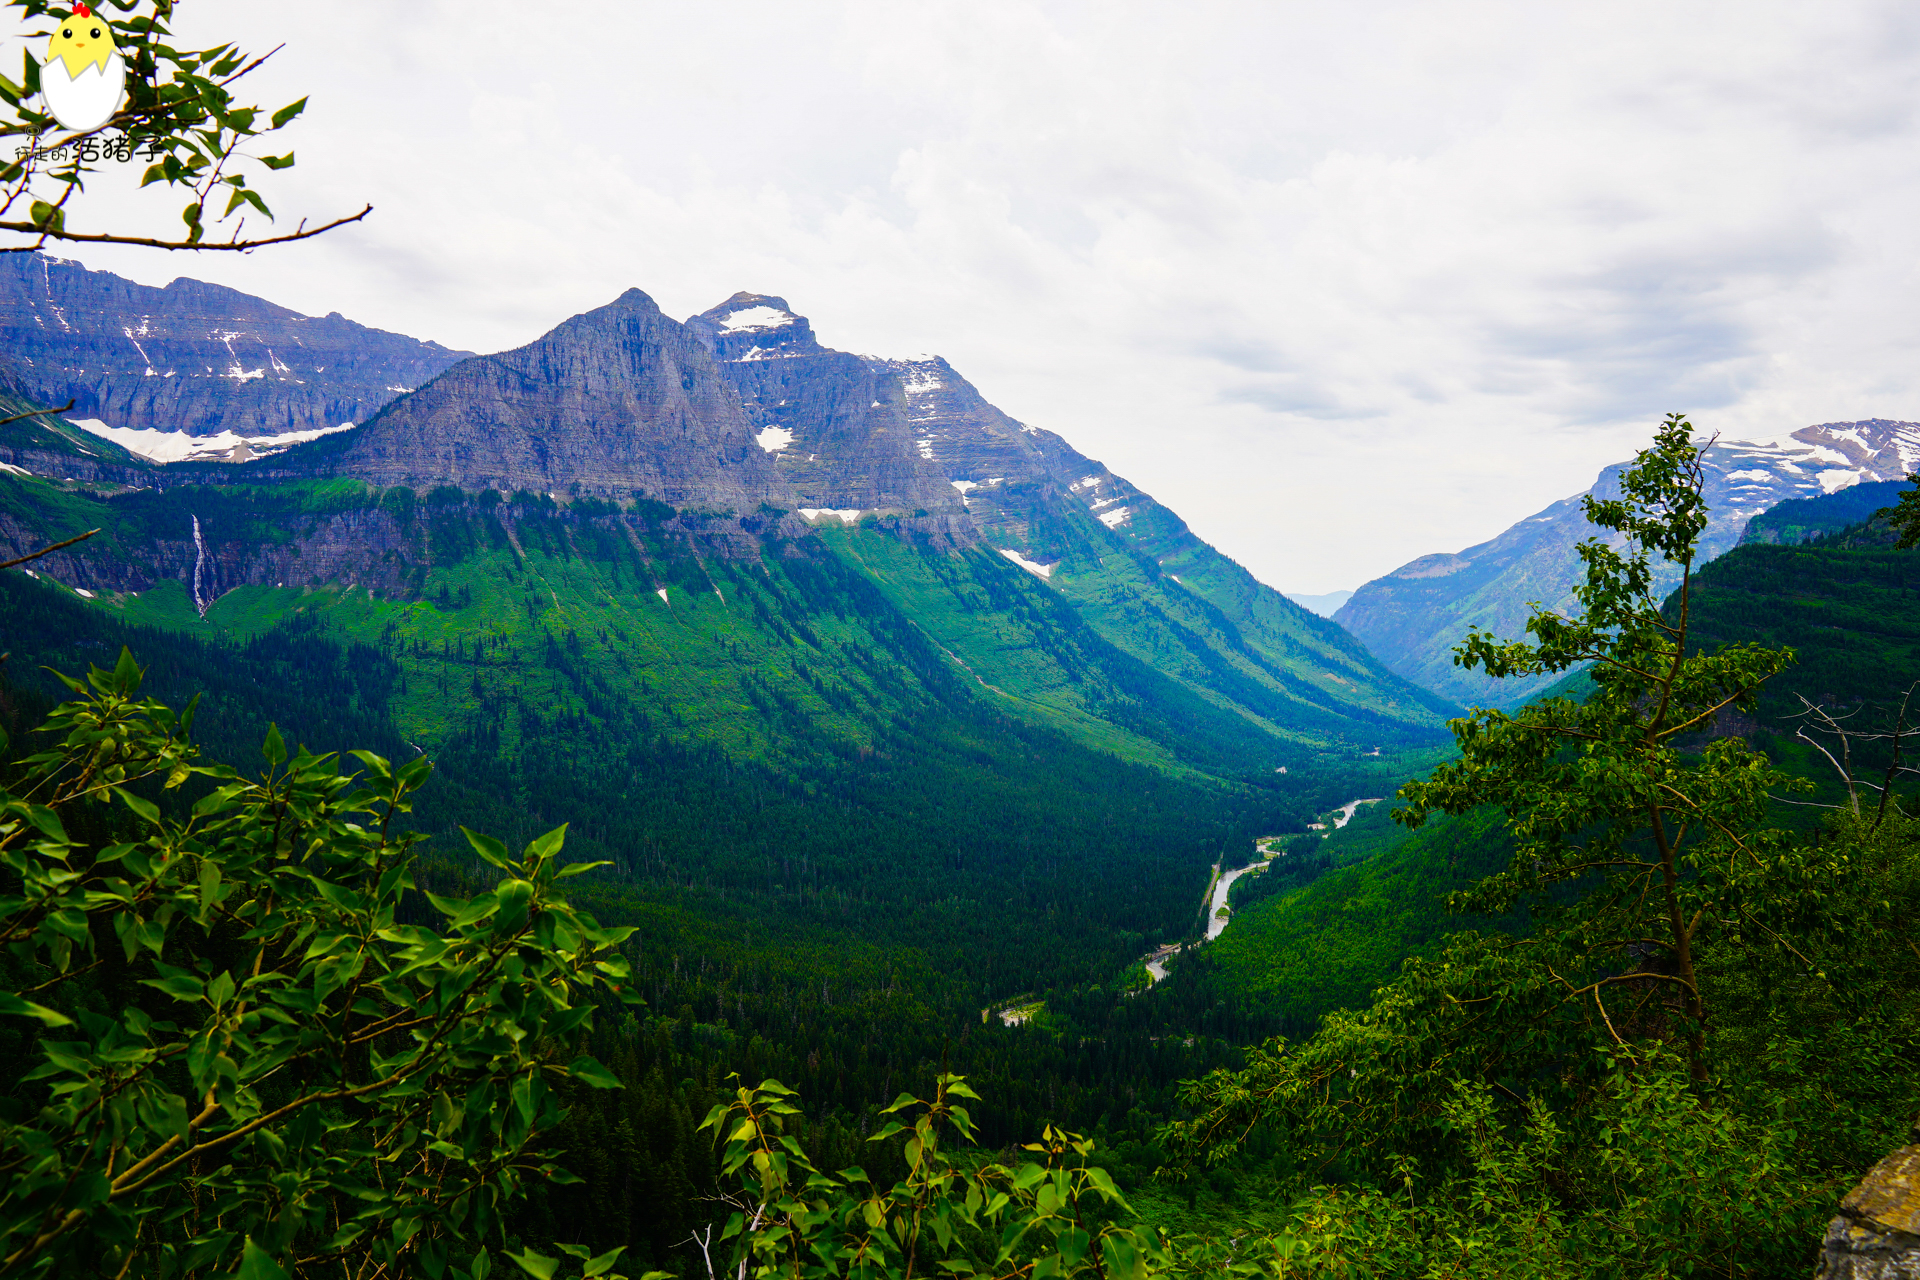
left=0, top=205, right=371, bottom=253
left=0, top=399, right=75, bottom=427
left=1, top=528, right=100, bottom=571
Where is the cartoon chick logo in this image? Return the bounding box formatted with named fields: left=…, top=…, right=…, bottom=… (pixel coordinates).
left=40, top=3, right=126, bottom=133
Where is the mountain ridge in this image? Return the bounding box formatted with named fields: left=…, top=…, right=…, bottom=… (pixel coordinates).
left=0, top=274, right=1451, bottom=767
left=0, top=252, right=470, bottom=438
left=1334, top=424, right=1918, bottom=706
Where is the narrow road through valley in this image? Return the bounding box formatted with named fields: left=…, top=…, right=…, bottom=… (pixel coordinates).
left=1137, top=796, right=1383, bottom=986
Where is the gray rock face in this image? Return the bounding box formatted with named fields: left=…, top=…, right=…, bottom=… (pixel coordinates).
left=688, top=294, right=972, bottom=543
left=1334, top=425, right=1914, bottom=708
left=0, top=252, right=470, bottom=437
left=0, top=501, right=425, bottom=602
left=866, top=353, right=1111, bottom=554
left=1817, top=1146, right=1920, bottom=1280
left=302, top=289, right=794, bottom=514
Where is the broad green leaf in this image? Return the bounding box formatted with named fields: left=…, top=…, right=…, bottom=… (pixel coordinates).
left=525, top=824, right=568, bottom=861
left=582, top=1246, right=627, bottom=1278
left=140, top=972, right=206, bottom=1003
left=502, top=1247, right=557, bottom=1280
left=566, top=1055, right=621, bottom=1089
left=111, top=786, right=161, bottom=825
left=462, top=827, right=512, bottom=870
left=234, top=1236, right=291, bottom=1280
left=0, top=991, right=73, bottom=1026
left=555, top=860, right=612, bottom=879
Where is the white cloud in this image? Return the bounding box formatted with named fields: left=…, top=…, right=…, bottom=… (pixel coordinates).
left=8, top=0, right=1920, bottom=592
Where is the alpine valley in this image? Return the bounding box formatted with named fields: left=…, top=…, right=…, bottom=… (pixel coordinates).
left=0, top=255, right=1456, bottom=1266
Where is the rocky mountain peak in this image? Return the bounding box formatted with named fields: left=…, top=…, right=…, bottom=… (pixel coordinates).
left=1789, top=419, right=1920, bottom=482
left=687, top=292, right=822, bottom=362
left=290, top=288, right=793, bottom=513
left=692, top=294, right=971, bottom=539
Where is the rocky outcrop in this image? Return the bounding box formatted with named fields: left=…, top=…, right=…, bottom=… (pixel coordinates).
left=0, top=252, right=470, bottom=437
left=1335, top=427, right=1912, bottom=708
left=1817, top=1146, right=1920, bottom=1279
left=290, top=289, right=796, bottom=517
left=688, top=294, right=973, bottom=545
left=866, top=352, right=1106, bottom=556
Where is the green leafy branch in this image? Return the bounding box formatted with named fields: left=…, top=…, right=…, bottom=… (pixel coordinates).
left=0, top=0, right=369, bottom=252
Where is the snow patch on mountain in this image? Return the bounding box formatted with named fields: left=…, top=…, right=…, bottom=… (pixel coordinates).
left=999, top=548, right=1055, bottom=578
left=902, top=369, right=942, bottom=396
left=71, top=419, right=356, bottom=463
left=718, top=305, right=793, bottom=332
left=755, top=426, right=794, bottom=453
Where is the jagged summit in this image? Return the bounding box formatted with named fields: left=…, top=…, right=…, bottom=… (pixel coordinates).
left=289, top=288, right=790, bottom=511
left=688, top=293, right=971, bottom=534
left=687, top=293, right=822, bottom=362
left=1786, top=419, right=1920, bottom=482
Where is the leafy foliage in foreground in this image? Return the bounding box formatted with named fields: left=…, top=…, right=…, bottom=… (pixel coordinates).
left=693, top=1074, right=1303, bottom=1280
left=0, top=652, right=641, bottom=1279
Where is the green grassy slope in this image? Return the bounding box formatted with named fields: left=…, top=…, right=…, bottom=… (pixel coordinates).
left=0, top=473, right=1343, bottom=1001
left=981, top=487, right=1455, bottom=748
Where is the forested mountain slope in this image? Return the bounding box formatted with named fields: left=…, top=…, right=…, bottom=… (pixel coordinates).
left=1685, top=491, right=1920, bottom=777
left=0, top=276, right=1451, bottom=1021
left=692, top=291, right=1454, bottom=745
left=1335, top=424, right=1916, bottom=707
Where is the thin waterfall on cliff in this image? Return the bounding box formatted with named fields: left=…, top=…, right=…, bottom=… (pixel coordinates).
left=190, top=514, right=208, bottom=618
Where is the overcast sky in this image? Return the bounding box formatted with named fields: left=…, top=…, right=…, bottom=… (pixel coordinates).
left=8, top=0, right=1920, bottom=592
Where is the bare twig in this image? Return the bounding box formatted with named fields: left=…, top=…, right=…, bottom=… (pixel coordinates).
left=0, top=205, right=372, bottom=253
left=0, top=528, right=100, bottom=571
left=1875, top=683, right=1917, bottom=829
left=0, top=399, right=76, bottom=427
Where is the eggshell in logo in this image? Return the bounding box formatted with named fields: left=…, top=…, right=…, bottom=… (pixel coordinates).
left=41, top=53, right=125, bottom=132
